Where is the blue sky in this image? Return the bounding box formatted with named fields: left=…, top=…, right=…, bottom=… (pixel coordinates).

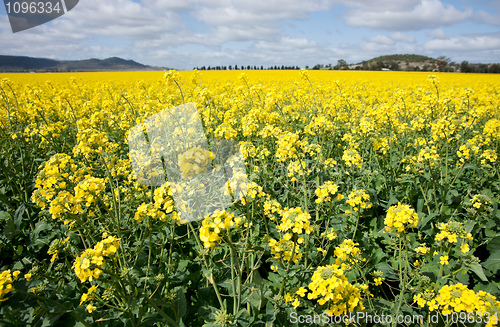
left=1, top=0, right=499, bottom=70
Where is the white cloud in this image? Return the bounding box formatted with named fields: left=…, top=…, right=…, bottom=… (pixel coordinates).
left=425, top=34, right=500, bottom=51
left=390, top=32, right=416, bottom=43
left=365, top=32, right=415, bottom=45
left=473, top=10, right=500, bottom=26
left=366, top=35, right=394, bottom=45
left=62, top=0, right=185, bottom=39
left=427, top=28, right=447, bottom=39
left=344, top=0, right=473, bottom=31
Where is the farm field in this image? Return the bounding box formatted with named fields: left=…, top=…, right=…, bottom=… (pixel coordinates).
left=1, top=70, right=500, bottom=326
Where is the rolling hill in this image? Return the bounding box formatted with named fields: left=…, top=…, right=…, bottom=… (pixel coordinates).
left=0, top=55, right=170, bottom=72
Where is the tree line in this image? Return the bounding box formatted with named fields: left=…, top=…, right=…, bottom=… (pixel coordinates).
left=193, top=65, right=301, bottom=71
left=192, top=56, right=500, bottom=73
left=313, top=56, right=500, bottom=73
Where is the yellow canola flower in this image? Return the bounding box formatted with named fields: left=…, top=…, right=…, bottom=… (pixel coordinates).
left=178, top=147, right=214, bottom=179
left=315, top=181, right=343, bottom=203
left=277, top=207, right=313, bottom=235
left=73, top=234, right=120, bottom=283
left=0, top=270, right=20, bottom=302
left=415, top=243, right=430, bottom=254
left=435, top=221, right=472, bottom=244
left=384, top=202, right=418, bottom=233
left=269, top=237, right=302, bottom=263
left=199, top=210, right=241, bottom=248
left=415, top=283, right=500, bottom=322
left=334, top=239, right=362, bottom=265
left=342, top=148, right=362, bottom=169
left=346, top=189, right=371, bottom=213
left=307, top=264, right=365, bottom=316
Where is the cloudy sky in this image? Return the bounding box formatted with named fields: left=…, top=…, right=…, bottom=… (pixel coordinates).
left=1, top=0, right=499, bottom=69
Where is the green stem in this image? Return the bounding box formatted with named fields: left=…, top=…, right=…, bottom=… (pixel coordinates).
left=279, top=240, right=297, bottom=296
left=392, top=235, right=407, bottom=327
left=15, top=290, right=92, bottom=327
left=187, top=222, right=226, bottom=312
left=145, top=295, right=180, bottom=327
left=225, top=235, right=241, bottom=315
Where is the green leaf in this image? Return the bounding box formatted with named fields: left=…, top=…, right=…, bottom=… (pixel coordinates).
left=375, top=262, right=397, bottom=279
left=265, top=302, right=276, bottom=326
left=456, top=270, right=469, bottom=285
left=463, top=163, right=482, bottom=178
left=487, top=237, right=500, bottom=253
left=267, top=272, right=282, bottom=290
left=483, top=250, right=500, bottom=274
left=175, top=288, right=187, bottom=319
left=32, top=221, right=51, bottom=239
left=0, top=211, right=11, bottom=222
left=464, top=220, right=476, bottom=234
left=2, top=216, right=16, bottom=241
left=418, top=213, right=439, bottom=230
left=13, top=204, right=25, bottom=231
left=417, top=198, right=424, bottom=213
left=246, top=271, right=264, bottom=310
left=470, top=264, right=488, bottom=282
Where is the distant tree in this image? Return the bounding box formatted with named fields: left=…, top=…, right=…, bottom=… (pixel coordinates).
left=477, top=64, right=488, bottom=73
left=362, top=61, right=369, bottom=70
left=436, top=56, right=451, bottom=72
left=460, top=61, right=471, bottom=73
left=390, top=61, right=400, bottom=71
left=336, top=59, right=347, bottom=70
left=488, top=64, right=500, bottom=73
left=370, top=61, right=382, bottom=71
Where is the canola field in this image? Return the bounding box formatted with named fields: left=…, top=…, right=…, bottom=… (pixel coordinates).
left=1, top=70, right=500, bottom=326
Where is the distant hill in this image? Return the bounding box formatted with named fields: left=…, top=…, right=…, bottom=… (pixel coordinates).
left=349, top=54, right=439, bottom=71
left=0, top=55, right=171, bottom=72
left=368, top=54, right=434, bottom=63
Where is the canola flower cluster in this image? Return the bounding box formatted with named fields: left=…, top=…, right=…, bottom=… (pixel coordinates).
left=302, top=264, right=365, bottom=316
left=345, top=189, right=371, bottom=213
left=315, top=181, right=344, bottom=203
left=178, top=147, right=214, bottom=179
left=199, top=210, right=241, bottom=248
left=415, top=283, right=500, bottom=326
left=384, top=202, right=419, bottom=233
left=435, top=221, right=473, bottom=245
left=269, top=207, right=312, bottom=266
left=73, top=233, right=120, bottom=283
left=276, top=207, right=312, bottom=235
left=31, top=153, right=108, bottom=225
left=134, top=184, right=177, bottom=223
left=0, top=270, right=20, bottom=302
left=334, top=239, right=362, bottom=266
